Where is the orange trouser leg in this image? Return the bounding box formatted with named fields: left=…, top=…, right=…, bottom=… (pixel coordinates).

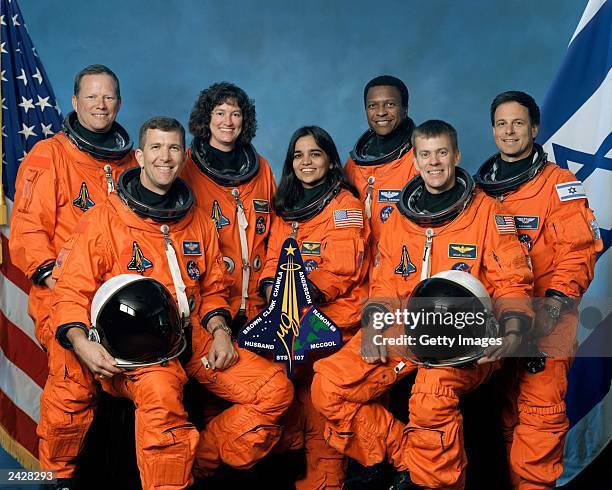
left=185, top=328, right=294, bottom=476
left=37, top=340, right=96, bottom=478
left=509, top=313, right=576, bottom=490
left=295, top=383, right=346, bottom=490
left=406, top=363, right=499, bottom=490
left=273, top=384, right=306, bottom=454
left=104, top=360, right=199, bottom=490
left=311, top=330, right=416, bottom=469
left=510, top=358, right=570, bottom=490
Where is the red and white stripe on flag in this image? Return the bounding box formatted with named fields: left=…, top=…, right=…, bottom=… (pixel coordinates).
left=333, top=209, right=364, bottom=229
left=494, top=214, right=517, bottom=234
left=1, top=0, right=63, bottom=469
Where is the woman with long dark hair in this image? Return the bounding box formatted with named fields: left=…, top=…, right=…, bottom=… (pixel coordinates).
left=259, top=126, right=370, bottom=488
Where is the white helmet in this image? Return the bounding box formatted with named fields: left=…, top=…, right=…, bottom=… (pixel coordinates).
left=406, top=270, right=499, bottom=367
left=89, top=274, right=186, bottom=368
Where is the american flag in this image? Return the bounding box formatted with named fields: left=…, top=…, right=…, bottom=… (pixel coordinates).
left=1, top=0, right=62, bottom=469
left=333, top=208, right=364, bottom=229
left=494, top=214, right=517, bottom=234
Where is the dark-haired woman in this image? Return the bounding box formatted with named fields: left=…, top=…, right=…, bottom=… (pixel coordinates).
left=259, top=126, right=370, bottom=488
left=182, top=82, right=275, bottom=329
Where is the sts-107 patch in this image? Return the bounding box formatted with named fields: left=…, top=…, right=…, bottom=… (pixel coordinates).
left=238, top=238, right=342, bottom=377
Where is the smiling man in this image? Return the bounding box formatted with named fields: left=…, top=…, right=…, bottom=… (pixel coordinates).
left=475, top=91, right=602, bottom=490
left=136, top=126, right=184, bottom=192
left=11, top=64, right=135, bottom=346
left=9, top=64, right=137, bottom=482
left=344, top=75, right=417, bottom=243
left=312, top=120, right=534, bottom=490
left=41, top=117, right=293, bottom=489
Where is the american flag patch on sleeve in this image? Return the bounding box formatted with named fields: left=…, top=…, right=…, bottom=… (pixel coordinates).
left=333, top=209, right=364, bottom=228
left=495, top=215, right=517, bottom=234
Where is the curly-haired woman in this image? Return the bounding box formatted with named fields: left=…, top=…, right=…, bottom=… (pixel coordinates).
left=182, top=82, right=276, bottom=330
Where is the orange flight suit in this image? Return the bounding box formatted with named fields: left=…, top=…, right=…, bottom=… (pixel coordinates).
left=344, top=149, right=417, bottom=245
left=9, top=132, right=136, bottom=349
left=312, top=187, right=534, bottom=490
left=260, top=188, right=369, bottom=336
left=42, top=189, right=293, bottom=488
left=260, top=187, right=369, bottom=488
left=181, top=150, right=276, bottom=321
left=483, top=162, right=601, bottom=490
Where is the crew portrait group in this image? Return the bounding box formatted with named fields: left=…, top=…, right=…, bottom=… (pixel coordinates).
left=9, top=64, right=602, bottom=490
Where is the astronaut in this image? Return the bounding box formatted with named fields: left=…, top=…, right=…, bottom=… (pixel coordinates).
left=181, top=82, right=276, bottom=330
left=260, top=126, right=369, bottom=488
left=312, top=120, right=534, bottom=490
left=344, top=75, right=418, bottom=243
left=41, top=117, right=293, bottom=489
left=10, top=64, right=136, bottom=351
left=475, top=91, right=602, bottom=490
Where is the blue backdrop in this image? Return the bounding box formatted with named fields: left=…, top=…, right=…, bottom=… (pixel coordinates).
left=19, top=0, right=584, bottom=176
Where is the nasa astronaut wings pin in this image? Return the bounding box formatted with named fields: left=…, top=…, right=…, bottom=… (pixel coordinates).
left=238, top=237, right=342, bottom=377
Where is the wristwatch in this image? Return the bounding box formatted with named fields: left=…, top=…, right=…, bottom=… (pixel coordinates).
left=545, top=289, right=574, bottom=310
left=209, top=322, right=233, bottom=338
left=543, top=302, right=561, bottom=320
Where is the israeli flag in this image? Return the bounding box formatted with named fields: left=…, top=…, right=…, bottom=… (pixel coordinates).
left=537, top=0, right=612, bottom=485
